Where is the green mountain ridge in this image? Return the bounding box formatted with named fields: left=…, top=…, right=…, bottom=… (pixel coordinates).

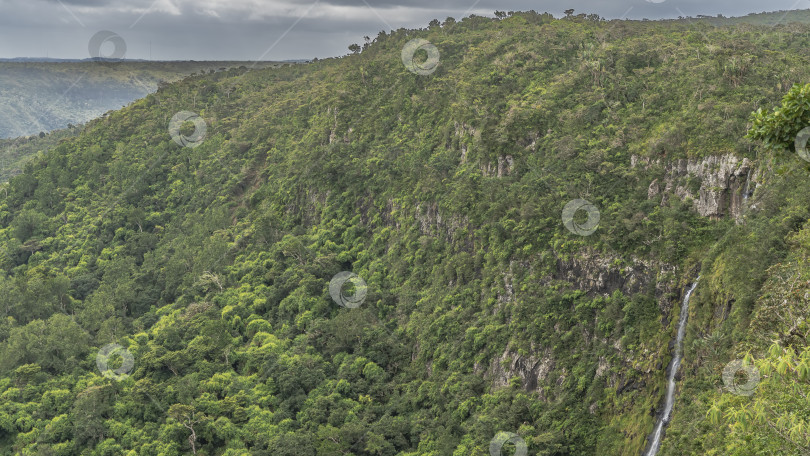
left=0, top=10, right=809, bottom=455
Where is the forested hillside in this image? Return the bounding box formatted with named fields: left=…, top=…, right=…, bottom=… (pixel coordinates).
left=0, top=128, right=80, bottom=183
left=1, top=10, right=810, bottom=455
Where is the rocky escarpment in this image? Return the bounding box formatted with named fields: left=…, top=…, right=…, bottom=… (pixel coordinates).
left=634, top=154, right=756, bottom=220
left=548, top=248, right=679, bottom=313
left=480, top=248, right=684, bottom=401
left=480, top=345, right=556, bottom=397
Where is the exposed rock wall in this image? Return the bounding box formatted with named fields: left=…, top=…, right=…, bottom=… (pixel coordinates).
left=482, top=345, right=555, bottom=396
left=549, top=248, right=678, bottom=308
left=634, top=154, right=756, bottom=220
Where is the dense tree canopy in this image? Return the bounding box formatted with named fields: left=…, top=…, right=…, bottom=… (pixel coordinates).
left=0, top=9, right=810, bottom=456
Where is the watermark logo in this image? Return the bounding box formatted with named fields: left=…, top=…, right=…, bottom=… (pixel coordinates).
left=562, top=199, right=600, bottom=236
left=96, top=343, right=135, bottom=381
left=329, top=271, right=368, bottom=308
left=722, top=359, right=760, bottom=396
left=489, top=431, right=527, bottom=456
left=401, top=39, right=440, bottom=75
left=88, top=31, right=127, bottom=60
left=795, top=127, right=810, bottom=162
left=169, top=111, right=207, bottom=148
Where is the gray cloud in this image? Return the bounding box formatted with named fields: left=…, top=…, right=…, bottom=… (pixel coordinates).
left=0, top=0, right=806, bottom=60
left=40, top=0, right=116, bottom=5
left=317, top=0, right=459, bottom=8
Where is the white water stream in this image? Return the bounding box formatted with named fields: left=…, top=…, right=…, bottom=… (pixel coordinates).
left=644, top=279, right=700, bottom=456
left=743, top=169, right=752, bottom=202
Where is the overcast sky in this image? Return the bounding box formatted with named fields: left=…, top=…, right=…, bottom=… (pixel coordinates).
left=0, top=0, right=808, bottom=60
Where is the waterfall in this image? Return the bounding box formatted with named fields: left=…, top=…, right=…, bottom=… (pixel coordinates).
left=742, top=169, right=752, bottom=201
left=643, top=278, right=700, bottom=456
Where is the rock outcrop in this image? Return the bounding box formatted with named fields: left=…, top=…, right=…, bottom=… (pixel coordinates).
left=634, top=153, right=756, bottom=220
left=478, top=345, right=555, bottom=395
left=549, top=248, right=678, bottom=307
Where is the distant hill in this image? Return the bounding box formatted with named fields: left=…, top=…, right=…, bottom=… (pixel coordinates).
left=705, top=8, right=810, bottom=25
left=638, top=8, right=810, bottom=25
left=0, top=61, right=284, bottom=139
left=0, top=58, right=310, bottom=63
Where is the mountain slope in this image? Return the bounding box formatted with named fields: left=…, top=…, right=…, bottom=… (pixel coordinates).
left=0, top=11, right=809, bottom=455
left=0, top=127, right=80, bottom=183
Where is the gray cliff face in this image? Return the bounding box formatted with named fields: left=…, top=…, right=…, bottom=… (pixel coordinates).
left=481, top=345, right=555, bottom=397
left=634, top=154, right=756, bottom=220
left=549, top=248, right=679, bottom=316
left=476, top=248, right=683, bottom=401
left=551, top=250, right=666, bottom=297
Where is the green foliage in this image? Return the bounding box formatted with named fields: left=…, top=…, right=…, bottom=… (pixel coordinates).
left=747, top=83, right=810, bottom=153
left=1, top=9, right=810, bottom=456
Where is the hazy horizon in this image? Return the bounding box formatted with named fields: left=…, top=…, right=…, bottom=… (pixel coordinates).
left=1, top=0, right=809, bottom=61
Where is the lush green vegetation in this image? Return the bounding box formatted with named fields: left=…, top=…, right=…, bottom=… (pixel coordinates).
left=663, top=77, right=810, bottom=456
left=0, top=127, right=80, bottom=183
left=1, top=9, right=810, bottom=455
